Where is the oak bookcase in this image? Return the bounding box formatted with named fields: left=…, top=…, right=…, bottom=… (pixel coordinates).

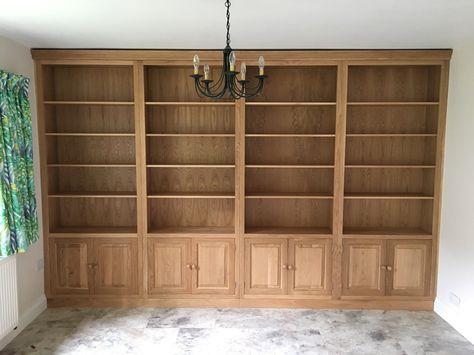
left=32, top=49, right=451, bottom=309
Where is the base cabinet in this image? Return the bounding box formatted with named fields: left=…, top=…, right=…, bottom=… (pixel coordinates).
left=342, top=239, right=431, bottom=297
left=244, top=238, right=331, bottom=296
left=148, top=238, right=236, bottom=296
left=49, top=238, right=139, bottom=296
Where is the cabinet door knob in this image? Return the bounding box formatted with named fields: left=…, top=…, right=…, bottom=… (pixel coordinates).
left=282, top=264, right=287, bottom=269
left=191, top=264, right=196, bottom=270
left=387, top=266, right=393, bottom=271
left=381, top=265, right=387, bottom=270
left=186, top=264, right=192, bottom=269
left=88, top=264, right=93, bottom=270
left=287, top=265, right=294, bottom=270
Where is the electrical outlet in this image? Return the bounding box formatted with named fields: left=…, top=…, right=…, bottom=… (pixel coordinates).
left=449, top=291, right=461, bottom=307
left=36, top=258, right=44, bottom=272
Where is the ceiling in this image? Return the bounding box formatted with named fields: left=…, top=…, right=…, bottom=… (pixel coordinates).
left=0, top=0, right=473, bottom=49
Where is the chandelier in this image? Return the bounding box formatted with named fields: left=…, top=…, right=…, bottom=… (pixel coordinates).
left=190, top=0, right=267, bottom=99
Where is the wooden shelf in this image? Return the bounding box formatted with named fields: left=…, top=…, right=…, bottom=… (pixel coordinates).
left=246, top=193, right=333, bottom=199
left=245, top=227, right=332, bottom=235
left=246, top=134, right=335, bottom=138
left=48, top=164, right=136, bottom=168
left=44, top=101, right=134, bottom=105
left=245, top=102, right=337, bottom=106
left=343, top=227, right=432, bottom=236
left=148, top=226, right=235, bottom=235
left=45, top=133, right=135, bottom=137
left=145, top=101, right=234, bottom=106
left=347, top=102, right=439, bottom=106
left=48, top=192, right=137, bottom=198
left=346, top=134, right=437, bottom=137
left=246, top=165, right=334, bottom=169
left=147, top=164, right=235, bottom=168
left=148, top=192, right=234, bottom=199
left=147, top=133, right=234, bottom=137
left=344, top=193, right=434, bottom=200
left=49, top=226, right=137, bottom=237
left=345, top=165, right=436, bottom=169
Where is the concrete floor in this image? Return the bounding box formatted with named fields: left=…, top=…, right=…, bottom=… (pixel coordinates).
left=2, top=308, right=473, bottom=355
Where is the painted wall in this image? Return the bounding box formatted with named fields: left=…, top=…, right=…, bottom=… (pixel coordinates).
left=435, top=46, right=474, bottom=344
left=0, top=35, right=46, bottom=332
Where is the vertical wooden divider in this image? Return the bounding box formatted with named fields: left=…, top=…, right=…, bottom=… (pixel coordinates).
left=332, top=63, right=348, bottom=299
left=134, top=62, right=147, bottom=296
left=235, top=98, right=245, bottom=298
left=34, top=61, right=52, bottom=298
left=430, top=61, right=450, bottom=297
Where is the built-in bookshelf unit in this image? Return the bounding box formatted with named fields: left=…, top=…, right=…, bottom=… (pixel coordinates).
left=34, top=49, right=451, bottom=309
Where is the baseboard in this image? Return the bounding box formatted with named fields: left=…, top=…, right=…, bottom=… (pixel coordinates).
left=434, top=299, right=474, bottom=345
left=0, top=295, right=47, bottom=350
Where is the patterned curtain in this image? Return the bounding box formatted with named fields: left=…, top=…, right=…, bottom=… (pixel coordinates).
left=0, top=70, right=38, bottom=256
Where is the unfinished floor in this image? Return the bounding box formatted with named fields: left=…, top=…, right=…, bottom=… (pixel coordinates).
left=2, top=308, right=473, bottom=355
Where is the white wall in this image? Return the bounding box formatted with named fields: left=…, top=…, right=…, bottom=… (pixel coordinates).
left=0, top=35, right=46, bottom=346
left=435, top=46, right=474, bottom=344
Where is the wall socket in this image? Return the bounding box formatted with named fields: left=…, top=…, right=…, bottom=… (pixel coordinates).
left=36, top=258, right=44, bottom=272
left=449, top=291, right=461, bottom=307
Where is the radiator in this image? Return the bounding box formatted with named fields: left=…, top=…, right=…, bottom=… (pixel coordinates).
left=0, top=256, right=18, bottom=341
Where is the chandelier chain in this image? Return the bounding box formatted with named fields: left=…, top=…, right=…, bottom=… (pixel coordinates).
left=225, top=0, right=231, bottom=46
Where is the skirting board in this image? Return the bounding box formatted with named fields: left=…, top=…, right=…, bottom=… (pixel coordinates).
left=434, top=299, right=474, bottom=345
left=47, top=297, right=434, bottom=310
left=0, top=295, right=47, bottom=350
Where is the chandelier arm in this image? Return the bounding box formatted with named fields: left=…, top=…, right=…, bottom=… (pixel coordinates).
left=241, top=80, right=265, bottom=99
left=231, top=76, right=246, bottom=97
left=209, top=70, right=225, bottom=90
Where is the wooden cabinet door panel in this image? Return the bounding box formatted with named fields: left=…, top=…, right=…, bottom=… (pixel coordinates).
left=93, top=238, right=138, bottom=295
left=387, top=240, right=431, bottom=296
left=148, top=238, right=192, bottom=294
left=244, top=238, right=287, bottom=295
left=342, top=240, right=386, bottom=296
left=50, top=239, right=92, bottom=295
left=288, top=239, right=331, bottom=295
left=193, top=239, right=235, bottom=295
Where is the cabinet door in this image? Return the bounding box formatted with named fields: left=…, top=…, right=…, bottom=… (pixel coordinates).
left=93, top=238, right=138, bottom=295
left=244, top=238, right=288, bottom=295
left=147, top=238, right=192, bottom=294
left=49, top=238, right=92, bottom=295
left=288, top=239, right=331, bottom=295
left=193, top=239, right=235, bottom=295
left=342, top=240, right=386, bottom=296
left=387, top=240, right=432, bottom=296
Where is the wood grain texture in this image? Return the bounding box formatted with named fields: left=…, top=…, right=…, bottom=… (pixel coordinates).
left=246, top=137, right=334, bottom=165
left=247, top=66, right=337, bottom=102
left=45, top=105, right=134, bottom=134
left=147, top=136, right=234, bottom=165
left=147, top=105, right=234, bottom=134
left=43, top=65, right=134, bottom=102
left=246, top=106, right=335, bottom=134
left=348, top=65, right=440, bottom=102
left=148, top=198, right=234, bottom=231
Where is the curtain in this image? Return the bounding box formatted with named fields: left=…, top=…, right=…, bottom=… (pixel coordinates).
left=0, top=70, right=38, bottom=256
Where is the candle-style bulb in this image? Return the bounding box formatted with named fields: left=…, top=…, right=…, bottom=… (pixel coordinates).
left=240, top=62, right=247, bottom=80
left=193, top=54, right=200, bottom=74
left=258, top=56, right=265, bottom=75
left=229, top=51, right=236, bottom=71
left=204, top=64, right=210, bottom=80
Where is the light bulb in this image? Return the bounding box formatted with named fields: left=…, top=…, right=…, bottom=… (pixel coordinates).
left=258, top=56, right=265, bottom=75
left=204, top=64, right=210, bottom=80
left=240, top=62, right=247, bottom=80
left=229, top=51, right=236, bottom=71
left=193, top=54, right=200, bottom=74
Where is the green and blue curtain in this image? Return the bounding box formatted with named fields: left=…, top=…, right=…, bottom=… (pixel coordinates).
left=0, top=70, right=38, bottom=256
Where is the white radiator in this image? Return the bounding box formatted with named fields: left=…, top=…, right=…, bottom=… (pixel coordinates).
left=0, top=256, right=18, bottom=341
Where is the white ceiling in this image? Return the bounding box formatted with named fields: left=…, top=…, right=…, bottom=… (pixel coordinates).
left=0, top=0, right=473, bottom=49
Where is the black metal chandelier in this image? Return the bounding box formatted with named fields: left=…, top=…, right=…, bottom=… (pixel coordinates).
left=190, top=0, right=267, bottom=99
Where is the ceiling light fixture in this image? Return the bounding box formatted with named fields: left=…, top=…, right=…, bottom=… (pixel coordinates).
left=191, top=0, right=267, bottom=99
